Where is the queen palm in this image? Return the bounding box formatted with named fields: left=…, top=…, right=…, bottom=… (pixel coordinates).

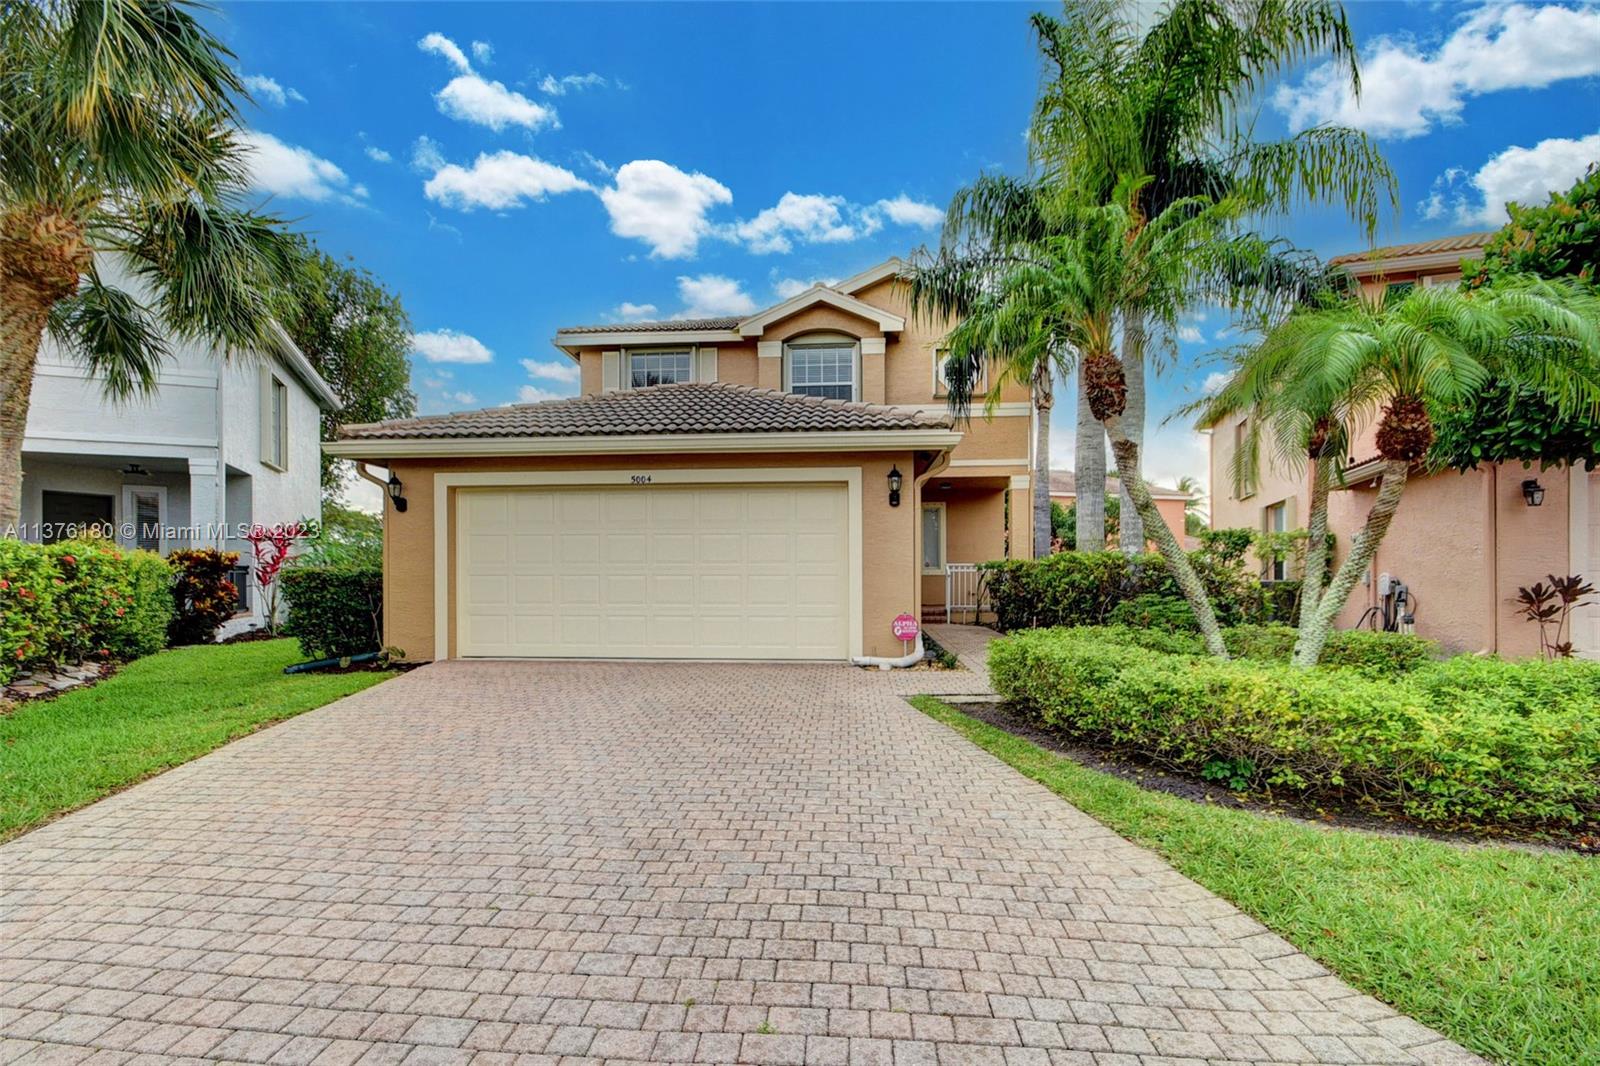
left=916, top=178, right=1244, bottom=656
left=1233, top=279, right=1600, bottom=666
left=1028, top=0, right=1394, bottom=554
left=0, top=0, right=294, bottom=527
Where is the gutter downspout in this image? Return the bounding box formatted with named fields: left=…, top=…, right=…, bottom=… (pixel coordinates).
left=851, top=447, right=955, bottom=670
left=1487, top=463, right=1499, bottom=654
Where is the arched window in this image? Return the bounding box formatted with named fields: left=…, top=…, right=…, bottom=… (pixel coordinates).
left=784, top=333, right=858, bottom=401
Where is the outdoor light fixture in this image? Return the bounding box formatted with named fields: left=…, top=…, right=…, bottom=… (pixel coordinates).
left=121, top=463, right=150, bottom=478
left=1522, top=479, right=1545, bottom=507
left=387, top=472, right=408, bottom=513
left=887, top=465, right=903, bottom=507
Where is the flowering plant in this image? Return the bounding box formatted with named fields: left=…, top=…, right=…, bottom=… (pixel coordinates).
left=246, top=521, right=313, bottom=632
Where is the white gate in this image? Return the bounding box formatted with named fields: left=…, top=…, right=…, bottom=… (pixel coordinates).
left=945, top=563, right=982, bottom=623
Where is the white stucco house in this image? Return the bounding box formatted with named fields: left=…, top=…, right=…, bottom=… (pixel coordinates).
left=19, top=299, right=338, bottom=630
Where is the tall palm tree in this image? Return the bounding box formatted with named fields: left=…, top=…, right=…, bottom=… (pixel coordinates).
left=0, top=0, right=294, bottom=527
left=1232, top=278, right=1600, bottom=666
left=1028, top=0, right=1395, bottom=556
left=915, top=177, right=1247, bottom=656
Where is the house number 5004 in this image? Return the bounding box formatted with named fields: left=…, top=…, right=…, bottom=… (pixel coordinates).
left=630, top=475, right=653, bottom=485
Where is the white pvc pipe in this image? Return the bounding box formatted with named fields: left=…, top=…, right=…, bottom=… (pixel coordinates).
left=852, top=632, right=925, bottom=671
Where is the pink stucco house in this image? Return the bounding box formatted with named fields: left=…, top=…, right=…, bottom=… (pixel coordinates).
left=1207, top=231, right=1600, bottom=658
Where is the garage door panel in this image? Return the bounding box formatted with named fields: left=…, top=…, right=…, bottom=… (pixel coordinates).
left=458, top=483, right=849, bottom=660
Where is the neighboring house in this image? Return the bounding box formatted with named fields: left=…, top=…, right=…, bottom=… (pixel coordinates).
left=1047, top=469, right=1189, bottom=546
left=1206, top=230, right=1600, bottom=658
left=20, top=297, right=339, bottom=631
left=326, top=259, right=1035, bottom=663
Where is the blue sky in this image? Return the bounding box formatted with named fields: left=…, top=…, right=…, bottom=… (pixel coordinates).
left=213, top=1, right=1600, bottom=498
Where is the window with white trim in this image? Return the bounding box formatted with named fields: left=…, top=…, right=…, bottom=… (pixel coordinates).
left=1264, top=500, right=1288, bottom=581
left=933, top=348, right=986, bottom=397
left=786, top=341, right=857, bottom=401
left=629, top=349, right=693, bottom=387
left=921, top=503, right=946, bottom=574
left=262, top=372, right=289, bottom=469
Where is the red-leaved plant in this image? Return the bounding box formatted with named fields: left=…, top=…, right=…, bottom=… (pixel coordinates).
left=1514, top=573, right=1597, bottom=659
left=246, top=521, right=313, bottom=633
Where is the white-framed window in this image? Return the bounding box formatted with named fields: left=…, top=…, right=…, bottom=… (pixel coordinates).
left=1233, top=418, right=1254, bottom=499
left=261, top=371, right=289, bottom=470
left=628, top=349, right=693, bottom=388
left=933, top=347, right=986, bottom=397
left=121, top=485, right=167, bottom=553
left=921, top=502, right=946, bottom=575
left=786, top=340, right=858, bottom=401
left=1264, top=499, right=1288, bottom=581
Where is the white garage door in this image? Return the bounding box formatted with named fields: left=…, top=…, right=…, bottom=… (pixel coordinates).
left=456, top=484, right=850, bottom=659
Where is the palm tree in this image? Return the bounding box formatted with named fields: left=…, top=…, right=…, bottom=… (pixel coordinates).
left=1231, top=279, right=1600, bottom=666
left=915, top=177, right=1247, bottom=656
left=1174, top=474, right=1207, bottom=535
left=0, top=0, right=294, bottom=527
left=1028, top=0, right=1395, bottom=556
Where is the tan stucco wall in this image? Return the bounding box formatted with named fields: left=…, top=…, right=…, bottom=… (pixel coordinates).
left=381, top=450, right=924, bottom=662
left=921, top=482, right=1009, bottom=607
left=1327, top=463, right=1575, bottom=657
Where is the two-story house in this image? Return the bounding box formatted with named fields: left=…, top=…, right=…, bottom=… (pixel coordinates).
left=1206, top=230, right=1600, bottom=658
left=325, top=259, right=1034, bottom=663
left=20, top=287, right=339, bottom=630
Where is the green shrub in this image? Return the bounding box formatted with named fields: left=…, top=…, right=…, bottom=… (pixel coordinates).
left=0, top=537, right=173, bottom=685
left=988, top=627, right=1600, bottom=829
left=281, top=565, right=382, bottom=659
left=167, top=548, right=239, bottom=645
left=1107, top=593, right=1199, bottom=632
left=1222, top=624, right=1436, bottom=674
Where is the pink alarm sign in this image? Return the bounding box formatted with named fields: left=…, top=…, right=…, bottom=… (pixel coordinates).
left=892, top=614, right=920, bottom=641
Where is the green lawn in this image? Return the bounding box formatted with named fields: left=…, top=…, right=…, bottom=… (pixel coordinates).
left=910, top=696, right=1600, bottom=1066
left=1, top=639, right=392, bottom=841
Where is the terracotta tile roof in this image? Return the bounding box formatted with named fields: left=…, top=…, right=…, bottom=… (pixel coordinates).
left=1327, top=231, right=1497, bottom=267
left=337, top=382, right=953, bottom=440
left=1048, top=469, right=1189, bottom=499
left=558, top=317, right=742, bottom=335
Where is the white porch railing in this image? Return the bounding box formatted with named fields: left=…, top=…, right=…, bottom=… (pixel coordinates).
left=945, top=563, right=983, bottom=623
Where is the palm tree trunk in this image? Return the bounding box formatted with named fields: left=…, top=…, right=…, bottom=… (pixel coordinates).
left=1032, top=366, right=1053, bottom=558
left=0, top=283, right=51, bottom=531
left=1106, top=419, right=1228, bottom=658
left=1299, top=457, right=1331, bottom=622
left=1116, top=311, right=1146, bottom=555
left=1291, top=459, right=1409, bottom=667
left=1074, top=369, right=1105, bottom=550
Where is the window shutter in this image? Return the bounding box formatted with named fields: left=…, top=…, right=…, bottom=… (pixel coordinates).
left=697, top=346, right=718, bottom=383
left=602, top=351, right=621, bottom=392
left=258, top=366, right=273, bottom=464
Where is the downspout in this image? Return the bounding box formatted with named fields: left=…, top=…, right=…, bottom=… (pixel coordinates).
left=1486, top=464, right=1499, bottom=654
left=354, top=461, right=387, bottom=495
left=851, top=447, right=954, bottom=670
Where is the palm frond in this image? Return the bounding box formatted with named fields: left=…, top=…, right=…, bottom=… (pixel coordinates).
left=47, top=268, right=170, bottom=399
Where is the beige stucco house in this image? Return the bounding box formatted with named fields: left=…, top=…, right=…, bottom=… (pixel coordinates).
left=1207, top=231, right=1600, bottom=657
left=1047, top=470, right=1190, bottom=547
left=326, top=260, right=1034, bottom=663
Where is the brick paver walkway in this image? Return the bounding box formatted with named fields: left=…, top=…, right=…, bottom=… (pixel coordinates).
left=1, top=661, right=1479, bottom=1066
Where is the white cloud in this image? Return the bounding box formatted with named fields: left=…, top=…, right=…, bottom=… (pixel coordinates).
left=412, top=328, right=493, bottom=364
left=418, top=32, right=471, bottom=73
left=1274, top=4, right=1600, bottom=139
left=615, top=301, right=658, bottom=321
left=875, top=194, right=943, bottom=229
left=735, top=192, right=874, bottom=254
left=1178, top=325, right=1205, bottom=344
left=518, top=385, right=567, bottom=404
left=522, top=358, right=582, bottom=384
left=540, top=72, right=609, bottom=95
left=1416, top=166, right=1466, bottom=221
left=1453, top=130, right=1600, bottom=225
left=364, top=145, right=392, bottom=164
left=676, top=274, right=757, bottom=318
left=238, top=130, right=361, bottom=203
left=242, top=73, right=304, bottom=107
left=772, top=275, right=839, bottom=300
left=423, top=150, right=591, bottom=210
left=411, top=135, right=446, bottom=173
left=436, top=73, right=558, bottom=132
left=445, top=390, right=477, bottom=406
left=471, top=40, right=493, bottom=64
left=598, top=160, right=733, bottom=258
left=1201, top=371, right=1230, bottom=396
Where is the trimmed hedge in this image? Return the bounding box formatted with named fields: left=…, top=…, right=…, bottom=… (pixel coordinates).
left=988, top=627, right=1600, bottom=829
left=0, top=537, right=173, bottom=685
left=281, top=565, right=382, bottom=659
left=1087, top=622, right=1436, bottom=676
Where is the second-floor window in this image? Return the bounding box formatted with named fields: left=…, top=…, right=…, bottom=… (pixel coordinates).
left=262, top=372, right=289, bottom=470
left=787, top=342, right=857, bottom=401
left=629, top=349, right=693, bottom=387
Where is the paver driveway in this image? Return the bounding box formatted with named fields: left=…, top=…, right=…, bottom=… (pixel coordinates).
left=1, top=661, right=1479, bottom=1066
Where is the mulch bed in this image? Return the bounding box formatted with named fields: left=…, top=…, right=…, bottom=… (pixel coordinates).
left=219, top=628, right=280, bottom=645
left=958, top=699, right=1597, bottom=856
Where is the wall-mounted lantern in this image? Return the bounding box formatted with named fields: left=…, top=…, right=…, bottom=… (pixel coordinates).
left=1522, top=478, right=1545, bottom=507
left=887, top=465, right=903, bottom=508
left=387, top=472, right=409, bottom=513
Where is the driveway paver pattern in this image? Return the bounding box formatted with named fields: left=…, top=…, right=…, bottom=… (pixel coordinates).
left=1, top=659, right=1480, bottom=1066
